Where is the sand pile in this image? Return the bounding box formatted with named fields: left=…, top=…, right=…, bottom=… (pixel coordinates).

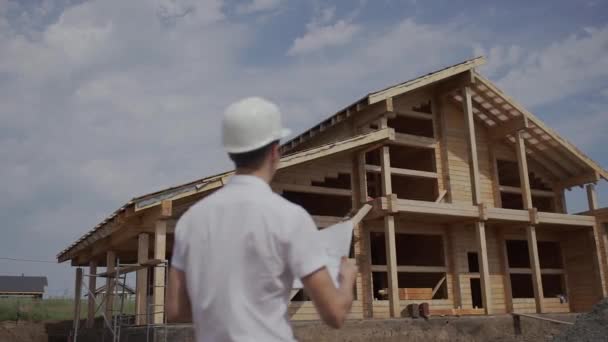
left=553, top=299, right=608, bottom=342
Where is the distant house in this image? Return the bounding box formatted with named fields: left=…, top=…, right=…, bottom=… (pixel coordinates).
left=0, top=275, right=47, bottom=298
left=88, top=283, right=135, bottom=298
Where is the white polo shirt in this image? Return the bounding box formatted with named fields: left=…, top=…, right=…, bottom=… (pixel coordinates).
left=171, top=175, right=328, bottom=342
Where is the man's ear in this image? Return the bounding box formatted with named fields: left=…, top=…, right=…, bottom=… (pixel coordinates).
left=271, top=143, right=281, bottom=162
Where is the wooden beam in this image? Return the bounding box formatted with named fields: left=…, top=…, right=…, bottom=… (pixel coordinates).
left=73, top=267, right=83, bottom=334
left=135, top=233, right=149, bottom=325
left=462, top=86, right=481, bottom=205
left=526, top=225, right=545, bottom=313
left=365, top=164, right=438, bottom=179
left=587, top=184, right=598, bottom=211
left=371, top=265, right=447, bottom=273
left=489, top=116, right=529, bottom=141
left=435, top=190, right=447, bottom=203
left=392, top=133, right=437, bottom=149
left=515, top=131, right=533, bottom=210
left=86, top=261, right=97, bottom=328
left=475, top=221, right=492, bottom=314
left=351, top=204, right=373, bottom=226
left=556, top=172, right=601, bottom=190
left=153, top=220, right=167, bottom=324
left=356, top=153, right=368, bottom=203
left=105, top=251, right=115, bottom=320
left=431, top=276, right=447, bottom=298
left=380, top=144, right=399, bottom=317
left=280, top=128, right=395, bottom=169
left=353, top=99, right=395, bottom=128
left=475, top=73, right=608, bottom=181
left=272, top=183, right=352, bottom=197
left=499, top=186, right=555, bottom=198
left=394, top=110, right=433, bottom=120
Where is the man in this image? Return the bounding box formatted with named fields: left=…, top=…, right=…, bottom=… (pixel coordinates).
left=167, top=97, right=358, bottom=341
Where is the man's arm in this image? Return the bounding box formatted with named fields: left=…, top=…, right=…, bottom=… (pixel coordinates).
left=166, top=267, right=192, bottom=323
left=301, top=257, right=357, bottom=329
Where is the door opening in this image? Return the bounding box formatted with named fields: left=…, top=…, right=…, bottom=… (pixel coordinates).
left=470, top=278, right=483, bottom=309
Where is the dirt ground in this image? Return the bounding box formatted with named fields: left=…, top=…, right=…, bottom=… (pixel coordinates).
left=0, top=321, right=48, bottom=342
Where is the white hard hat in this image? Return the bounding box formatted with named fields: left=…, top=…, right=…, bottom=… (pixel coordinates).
left=222, top=97, right=291, bottom=154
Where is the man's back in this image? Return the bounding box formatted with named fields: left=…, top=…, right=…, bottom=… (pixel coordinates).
left=171, top=175, right=327, bottom=342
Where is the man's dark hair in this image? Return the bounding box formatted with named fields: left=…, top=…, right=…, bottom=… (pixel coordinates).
left=229, top=140, right=279, bottom=169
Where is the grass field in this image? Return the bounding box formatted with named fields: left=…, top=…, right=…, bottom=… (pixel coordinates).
left=0, top=297, right=135, bottom=322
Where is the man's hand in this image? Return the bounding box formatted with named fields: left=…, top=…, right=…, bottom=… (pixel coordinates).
left=166, top=267, right=193, bottom=323
left=338, top=257, right=358, bottom=287
left=302, top=257, right=358, bottom=329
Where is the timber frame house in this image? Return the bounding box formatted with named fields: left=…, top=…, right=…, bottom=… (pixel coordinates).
left=58, top=56, right=608, bottom=324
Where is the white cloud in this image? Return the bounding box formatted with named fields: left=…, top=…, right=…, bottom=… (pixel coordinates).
left=236, top=0, right=283, bottom=14
left=286, top=4, right=365, bottom=56
left=486, top=26, right=608, bottom=107
left=287, top=19, right=360, bottom=56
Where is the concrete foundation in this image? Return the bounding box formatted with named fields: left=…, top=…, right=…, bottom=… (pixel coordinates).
left=53, top=314, right=578, bottom=342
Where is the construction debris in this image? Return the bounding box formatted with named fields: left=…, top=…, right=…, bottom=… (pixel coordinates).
left=553, top=298, right=608, bottom=341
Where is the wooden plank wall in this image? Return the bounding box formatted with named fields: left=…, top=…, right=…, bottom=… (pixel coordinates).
left=562, top=230, right=601, bottom=312
left=290, top=301, right=364, bottom=320
left=443, top=102, right=495, bottom=206
left=450, top=224, right=506, bottom=313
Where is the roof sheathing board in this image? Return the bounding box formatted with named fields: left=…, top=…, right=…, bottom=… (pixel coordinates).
left=57, top=129, right=393, bottom=262
left=473, top=73, right=608, bottom=181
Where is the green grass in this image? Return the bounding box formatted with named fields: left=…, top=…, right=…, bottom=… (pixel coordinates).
left=0, top=297, right=136, bottom=322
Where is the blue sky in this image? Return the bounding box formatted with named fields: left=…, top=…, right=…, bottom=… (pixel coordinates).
left=1, top=0, right=607, bottom=296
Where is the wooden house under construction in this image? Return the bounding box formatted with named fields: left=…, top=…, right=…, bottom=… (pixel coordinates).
left=57, top=57, right=608, bottom=327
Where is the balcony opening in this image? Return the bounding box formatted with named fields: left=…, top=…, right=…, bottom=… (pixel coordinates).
left=282, top=191, right=351, bottom=216
left=371, top=272, right=447, bottom=300
left=392, top=175, right=437, bottom=201
left=538, top=241, right=562, bottom=268
left=366, top=146, right=436, bottom=172
left=310, top=173, right=351, bottom=189
left=542, top=274, right=566, bottom=297
left=370, top=232, right=445, bottom=266
left=506, top=240, right=530, bottom=268
left=387, top=115, right=434, bottom=138
left=510, top=274, right=534, bottom=298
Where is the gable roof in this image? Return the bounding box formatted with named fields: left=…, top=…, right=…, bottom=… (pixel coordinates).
left=281, top=57, right=487, bottom=152
left=0, top=276, right=47, bottom=294
left=57, top=57, right=608, bottom=263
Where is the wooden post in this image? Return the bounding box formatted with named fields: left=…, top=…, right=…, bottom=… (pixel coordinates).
left=475, top=222, right=492, bottom=314
left=73, top=267, right=83, bottom=333
left=380, top=145, right=400, bottom=317
left=461, top=86, right=481, bottom=205
left=86, top=261, right=97, bottom=328
left=153, top=220, right=167, bottom=324
left=351, top=153, right=373, bottom=318
left=515, top=131, right=533, bottom=210
left=136, top=233, right=149, bottom=325
left=515, top=131, right=545, bottom=312
left=448, top=228, right=463, bottom=309
left=498, top=230, right=513, bottom=313
left=105, top=251, right=115, bottom=320
left=526, top=225, right=545, bottom=313
left=586, top=184, right=608, bottom=297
